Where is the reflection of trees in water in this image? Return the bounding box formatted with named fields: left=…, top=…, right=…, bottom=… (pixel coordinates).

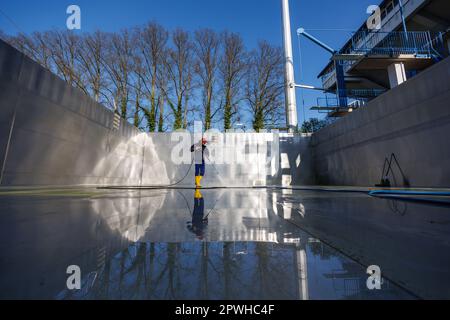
left=61, top=239, right=408, bottom=300
left=83, top=241, right=302, bottom=300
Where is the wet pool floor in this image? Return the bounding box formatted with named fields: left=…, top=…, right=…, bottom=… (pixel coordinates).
left=1, top=187, right=449, bottom=299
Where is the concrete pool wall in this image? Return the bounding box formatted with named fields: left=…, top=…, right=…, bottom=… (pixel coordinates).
left=311, top=56, right=450, bottom=188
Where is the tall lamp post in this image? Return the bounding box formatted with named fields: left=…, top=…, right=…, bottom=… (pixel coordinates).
left=281, top=0, right=298, bottom=132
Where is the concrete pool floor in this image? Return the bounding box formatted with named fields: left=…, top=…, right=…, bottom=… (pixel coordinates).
left=1, top=187, right=449, bottom=299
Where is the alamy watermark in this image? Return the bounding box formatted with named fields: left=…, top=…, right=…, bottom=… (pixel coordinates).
left=367, top=5, right=382, bottom=30
left=169, top=121, right=280, bottom=170
left=66, top=5, right=81, bottom=30
left=66, top=265, right=81, bottom=290
left=367, top=265, right=383, bottom=290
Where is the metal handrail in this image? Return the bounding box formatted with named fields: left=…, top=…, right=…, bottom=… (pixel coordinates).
left=320, top=30, right=444, bottom=89
left=349, top=31, right=434, bottom=56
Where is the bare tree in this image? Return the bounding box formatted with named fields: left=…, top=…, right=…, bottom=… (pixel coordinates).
left=103, top=30, right=134, bottom=119
left=77, top=31, right=108, bottom=104
left=163, top=29, right=194, bottom=130
left=34, top=32, right=57, bottom=71
left=135, top=22, right=168, bottom=132
left=8, top=32, right=54, bottom=71
left=157, top=64, right=169, bottom=132
left=5, top=24, right=286, bottom=132
left=131, top=54, right=144, bottom=128
left=219, top=32, right=247, bottom=130
left=157, top=96, right=165, bottom=132
left=46, top=30, right=88, bottom=95
left=194, top=29, right=220, bottom=130
left=245, top=41, right=285, bottom=131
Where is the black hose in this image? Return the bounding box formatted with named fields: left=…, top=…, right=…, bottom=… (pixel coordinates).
left=99, top=156, right=195, bottom=190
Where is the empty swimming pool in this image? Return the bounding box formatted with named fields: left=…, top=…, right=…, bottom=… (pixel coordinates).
left=1, top=187, right=449, bottom=299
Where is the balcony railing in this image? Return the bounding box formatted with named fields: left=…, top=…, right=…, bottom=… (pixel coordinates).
left=313, top=88, right=386, bottom=116
left=322, top=71, right=336, bottom=90
left=348, top=31, right=435, bottom=57
left=347, top=89, right=387, bottom=99
left=320, top=31, right=444, bottom=89
left=315, top=95, right=369, bottom=114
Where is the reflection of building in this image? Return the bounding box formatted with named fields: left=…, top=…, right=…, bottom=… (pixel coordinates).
left=326, top=262, right=366, bottom=299
left=311, top=0, right=450, bottom=117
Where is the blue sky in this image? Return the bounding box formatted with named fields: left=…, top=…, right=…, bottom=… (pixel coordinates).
left=0, top=0, right=378, bottom=123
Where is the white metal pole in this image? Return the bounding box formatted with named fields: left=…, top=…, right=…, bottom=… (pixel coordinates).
left=281, top=0, right=298, bottom=131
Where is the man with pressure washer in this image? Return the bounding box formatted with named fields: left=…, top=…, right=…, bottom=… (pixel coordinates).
left=191, top=138, right=209, bottom=188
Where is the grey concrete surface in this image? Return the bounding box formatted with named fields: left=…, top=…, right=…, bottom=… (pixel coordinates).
left=311, top=56, right=450, bottom=188
left=0, top=188, right=418, bottom=300
left=285, top=190, right=450, bottom=299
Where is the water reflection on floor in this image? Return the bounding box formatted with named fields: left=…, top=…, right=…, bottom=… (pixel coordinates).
left=1, top=187, right=449, bottom=299
left=56, top=241, right=410, bottom=300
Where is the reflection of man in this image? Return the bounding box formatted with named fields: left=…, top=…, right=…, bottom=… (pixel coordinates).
left=187, top=189, right=208, bottom=240
left=191, top=138, right=208, bottom=188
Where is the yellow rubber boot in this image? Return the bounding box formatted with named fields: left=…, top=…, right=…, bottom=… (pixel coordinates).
left=195, top=189, right=202, bottom=199
left=195, top=176, right=201, bottom=188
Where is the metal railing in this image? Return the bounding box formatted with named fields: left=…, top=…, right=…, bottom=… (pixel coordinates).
left=320, top=30, right=445, bottom=89
left=315, top=93, right=375, bottom=116
left=347, top=89, right=386, bottom=99
left=322, top=71, right=336, bottom=90
left=316, top=96, right=338, bottom=110
left=349, top=31, right=435, bottom=56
